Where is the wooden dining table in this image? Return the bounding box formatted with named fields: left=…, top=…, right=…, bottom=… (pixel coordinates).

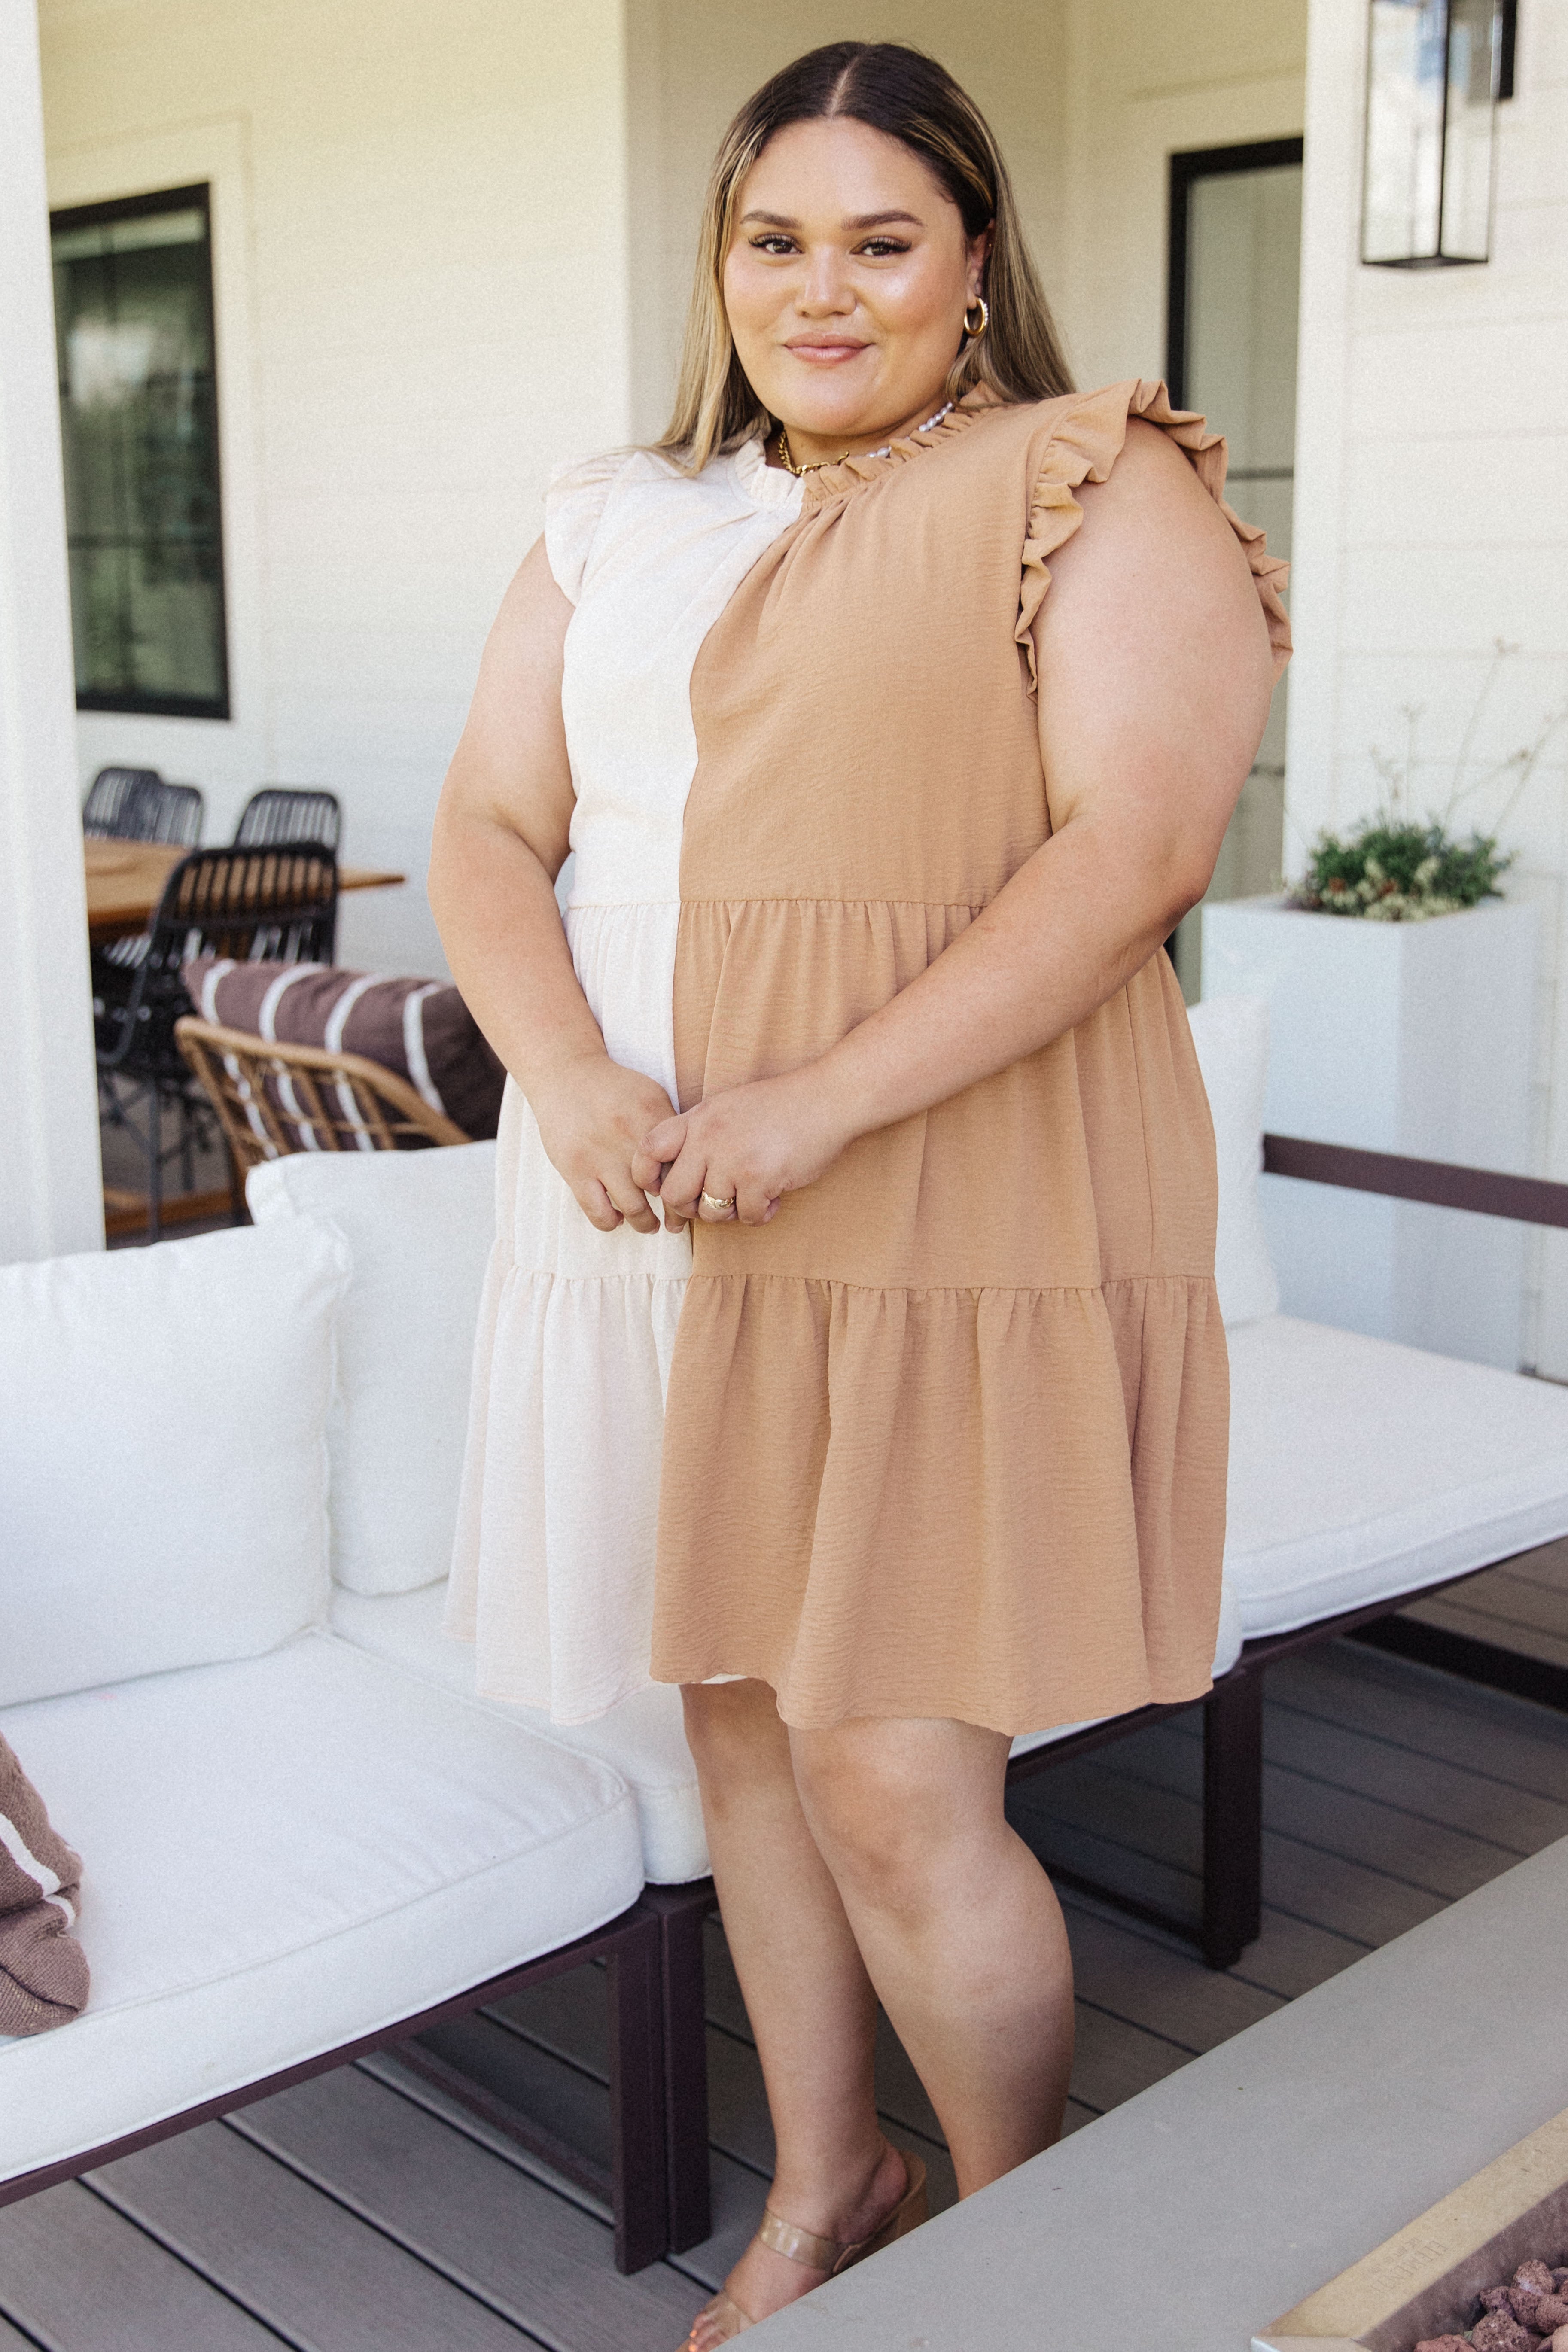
left=84, top=838, right=406, bottom=942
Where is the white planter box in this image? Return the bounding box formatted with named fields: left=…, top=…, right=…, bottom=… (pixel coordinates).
left=1201, top=895, right=1538, bottom=1370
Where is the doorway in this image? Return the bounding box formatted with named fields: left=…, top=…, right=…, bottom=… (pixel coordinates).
left=1166, top=137, right=1303, bottom=1001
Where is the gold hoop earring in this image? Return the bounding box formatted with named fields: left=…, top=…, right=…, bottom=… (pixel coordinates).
left=964, top=295, right=989, bottom=340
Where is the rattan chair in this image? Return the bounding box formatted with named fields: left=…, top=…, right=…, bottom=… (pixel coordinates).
left=176, top=1017, right=470, bottom=1174
left=97, top=846, right=340, bottom=1237
left=82, top=767, right=164, bottom=839
left=233, top=787, right=341, bottom=852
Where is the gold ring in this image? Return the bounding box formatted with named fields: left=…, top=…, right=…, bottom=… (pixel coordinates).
left=699, top=1190, right=736, bottom=1214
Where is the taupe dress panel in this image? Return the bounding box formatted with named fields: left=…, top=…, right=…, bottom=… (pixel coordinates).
left=654, top=381, right=1292, bottom=1733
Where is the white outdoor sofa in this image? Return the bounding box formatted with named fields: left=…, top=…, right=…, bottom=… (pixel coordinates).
left=0, top=1211, right=670, bottom=2271
left=6, top=992, right=1567, bottom=2268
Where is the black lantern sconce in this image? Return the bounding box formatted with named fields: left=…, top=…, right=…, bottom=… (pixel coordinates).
left=1361, top=0, right=1510, bottom=265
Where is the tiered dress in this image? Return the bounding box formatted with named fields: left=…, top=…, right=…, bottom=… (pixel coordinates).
left=447, top=380, right=1291, bottom=1735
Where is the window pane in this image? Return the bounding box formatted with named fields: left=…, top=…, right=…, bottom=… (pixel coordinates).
left=1169, top=150, right=1302, bottom=1002
left=51, top=187, right=229, bottom=718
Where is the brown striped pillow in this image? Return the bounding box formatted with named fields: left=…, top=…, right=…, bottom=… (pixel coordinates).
left=0, top=1734, right=88, bottom=2036
left=183, top=959, right=505, bottom=1144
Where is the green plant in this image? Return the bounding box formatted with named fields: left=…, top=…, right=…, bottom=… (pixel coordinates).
left=1289, top=644, right=1566, bottom=922
left=1294, top=819, right=1510, bottom=921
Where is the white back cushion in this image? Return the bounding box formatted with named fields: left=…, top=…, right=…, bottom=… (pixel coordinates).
left=0, top=1223, right=347, bottom=1707
left=1187, top=994, right=1280, bottom=1328
left=246, top=1144, right=496, bottom=1595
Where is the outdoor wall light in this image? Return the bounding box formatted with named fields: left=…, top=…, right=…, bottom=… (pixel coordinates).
left=1361, top=0, right=1505, bottom=265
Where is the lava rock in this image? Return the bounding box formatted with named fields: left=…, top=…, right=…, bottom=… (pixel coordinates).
left=1536, top=2296, right=1568, bottom=2333
left=1481, top=2288, right=1518, bottom=2314
left=1471, top=2313, right=1539, bottom=2352
left=1512, top=2260, right=1559, bottom=2328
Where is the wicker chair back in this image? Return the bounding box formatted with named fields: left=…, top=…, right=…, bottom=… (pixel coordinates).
left=176, top=1017, right=471, bottom=1169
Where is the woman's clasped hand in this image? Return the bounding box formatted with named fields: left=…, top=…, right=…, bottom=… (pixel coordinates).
left=632, top=1065, right=857, bottom=1226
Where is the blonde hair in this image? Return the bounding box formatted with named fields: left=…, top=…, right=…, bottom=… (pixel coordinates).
left=655, top=41, right=1075, bottom=473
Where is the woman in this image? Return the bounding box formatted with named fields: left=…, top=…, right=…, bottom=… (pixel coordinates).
left=431, top=39, right=1288, bottom=2343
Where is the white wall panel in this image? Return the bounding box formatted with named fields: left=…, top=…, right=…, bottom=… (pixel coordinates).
left=1288, top=0, right=1568, bottom=1372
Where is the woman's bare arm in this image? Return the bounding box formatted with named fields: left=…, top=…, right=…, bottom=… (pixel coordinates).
left=429, top=539, right=679, bottom=1233
left=637, top=423, right=1277, bottom=1224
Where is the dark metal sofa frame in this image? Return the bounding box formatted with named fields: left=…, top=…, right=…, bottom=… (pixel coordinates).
left=641, top=1135, right=1568, bottom=2258
left=0, top=1895, right=676, bottom=2274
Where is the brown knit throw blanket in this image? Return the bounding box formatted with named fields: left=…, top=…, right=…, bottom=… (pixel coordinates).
left=0, top=1733, right=88, bottom=2035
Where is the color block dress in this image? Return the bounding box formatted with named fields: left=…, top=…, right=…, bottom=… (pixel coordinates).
left=447, top=380, right=1291, bottom=1735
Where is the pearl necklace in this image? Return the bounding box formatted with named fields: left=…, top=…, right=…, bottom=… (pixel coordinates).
left=773, top=401, right=955, bottom=477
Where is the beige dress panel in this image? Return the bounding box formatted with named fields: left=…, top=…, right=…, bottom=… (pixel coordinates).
left=653, top=381, right=1291, bottom=1734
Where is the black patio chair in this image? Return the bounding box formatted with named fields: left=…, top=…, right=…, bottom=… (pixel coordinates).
left=97, top=845, right=339, bottom=1239
left=233, top=787, right=341, bottom=852
left=149, top=782, right=205, bottom=845
left=93, top=784, right=207, bottom=1019
left=82, top=767, right=164, bottom=839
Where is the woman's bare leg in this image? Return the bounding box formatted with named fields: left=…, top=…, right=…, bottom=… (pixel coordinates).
left=790, top=1713, right=1075, bottom=2195
left=681, top=1681, right=910, bottom=2339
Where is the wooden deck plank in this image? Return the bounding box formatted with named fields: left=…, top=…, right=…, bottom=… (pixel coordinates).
left=417, top=2009, right=613, bottom=2176
left=1439, top=1537, right=1568, bottom=1608
left=705, top=2020, right=959, bottom=2212
left=91, top=2122, right=536, bottom=2350
left=1257, top=1759, right=1535, bottom=1896
left=1261, top=1702, right=1568, bottom=1851
left=0, top=2181, right=283, bottom=2352
left=1219, top=1904, right=1371, bottom=2002
left=485, top=1969, right=608, bottom=2081
left=1269, top=1644, right=1568, bottom=1798
left=1439, top=1562, right=1568, bottom=1628
left=1060, top=1901, right=1285, bottom=2050
left=1404, top=1590, right=1568, bottom=1670
left=1013, top=1738, right=1460, bottom=1947
left=0, top=2316, right=42, bottom=2350
left=233, top=2064, right=704, bottom=2346
left=1068, top=2001, right=1194, bottom=2112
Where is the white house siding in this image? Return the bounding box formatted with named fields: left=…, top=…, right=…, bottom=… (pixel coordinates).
left=1290, top=0, right=1568, bottom=1372
left=39, top=0, right=634, bottom=978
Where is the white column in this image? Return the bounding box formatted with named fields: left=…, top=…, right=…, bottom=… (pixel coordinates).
left=0, top=0, right=102, bottom=1262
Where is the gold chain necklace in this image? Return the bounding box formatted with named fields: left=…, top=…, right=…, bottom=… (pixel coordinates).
left=772, top=402, right=954, bottom=478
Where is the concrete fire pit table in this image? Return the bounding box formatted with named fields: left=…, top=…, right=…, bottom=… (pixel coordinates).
left=749, top=1835, right=1568, bottom=2349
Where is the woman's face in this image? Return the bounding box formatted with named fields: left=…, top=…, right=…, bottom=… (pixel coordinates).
left=723, top=116, right=989, bottom=463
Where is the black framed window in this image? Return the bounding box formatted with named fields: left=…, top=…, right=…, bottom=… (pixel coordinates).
left=1166, top=138, right=1303, bottom=999
left=50, top=183, right=230, bottom=720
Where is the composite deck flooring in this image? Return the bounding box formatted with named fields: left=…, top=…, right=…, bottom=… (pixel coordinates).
left=6, top=1616, right=1568, bottom=2350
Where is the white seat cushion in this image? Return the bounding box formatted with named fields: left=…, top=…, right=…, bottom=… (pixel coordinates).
left=246, top=1144, right=496, bottom=1597
left=0, top=1632, right=642, bottom=2183
left=1226, top=1314, right=1568, bottom=1637
left=1188, top=995, right=1280, bottom=1328
left=333, top=1577, right=1246, bottom=1841
left=0, top=1223, right=347, bottom=1707
left=331, top=1584, right=709, bottom=1883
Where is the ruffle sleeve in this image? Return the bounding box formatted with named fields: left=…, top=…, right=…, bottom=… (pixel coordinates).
left=542, top=450, right=633, bottom=605
left=1014, top=378, right=1293, bottom=686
